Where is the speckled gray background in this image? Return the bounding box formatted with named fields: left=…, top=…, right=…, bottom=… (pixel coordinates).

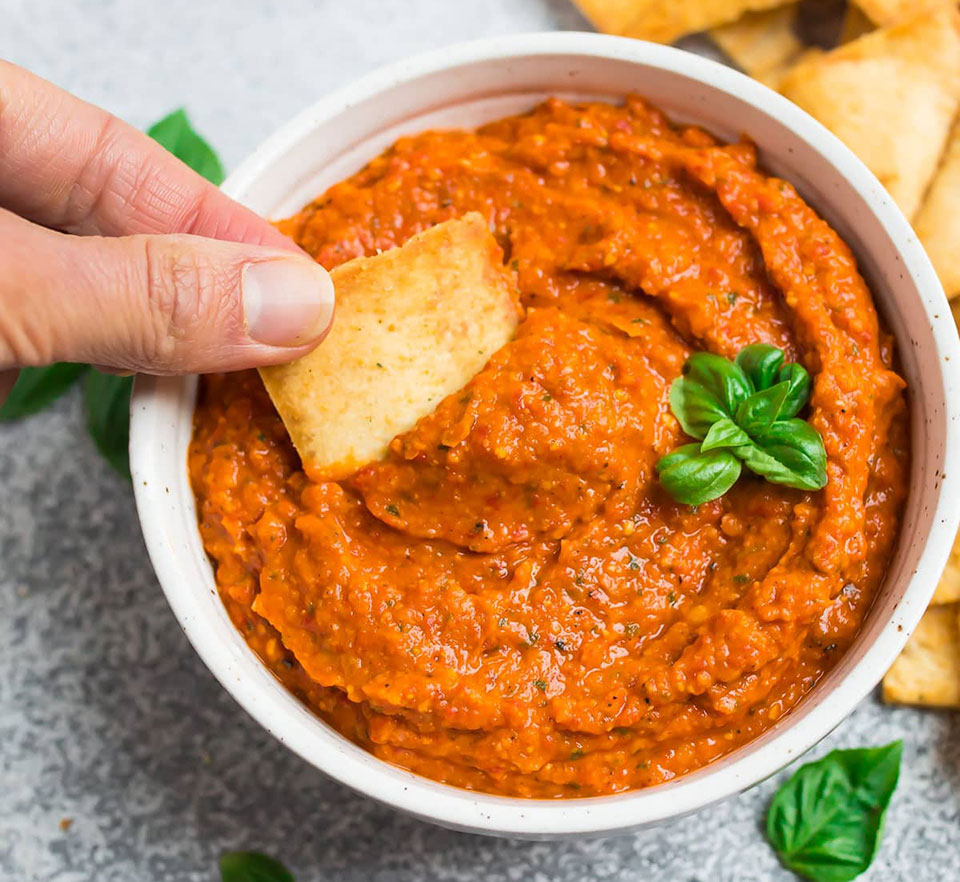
left=1, top=1, right=958, bottom=880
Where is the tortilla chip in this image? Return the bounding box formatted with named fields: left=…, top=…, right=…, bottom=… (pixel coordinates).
left=710, top=5, right=803, bottom=79
left=851, top=0, right=953, bottom=26
left=778, top=6, right=960, bottom=219
left=260, top=214, right=521, bottom=480
left=913, top=122, right=960, bottom=299
left=573, top=0, right=790, bottom=44
left=883, top=603, right=960, bottom=707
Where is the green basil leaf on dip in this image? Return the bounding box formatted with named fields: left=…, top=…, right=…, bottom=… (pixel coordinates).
left=219, top=852, right=295, bottom=882
left=147, top=107, right=225, bottom=185
left=668, top=376, right=729, bottom=439
left=682, top=351, right=752, bottom=415
left=656, top=443, right=742, bottom=505
left=739, top=419, right=828, bottom=491
left=83, top=372, right=133, bottom=479
left=766, top=741, right=903, bottom=882
left=0, top=363, right=89, bottom=421
left=657, top=342, right=826, bottom=504
left=735, top=380, right=791, bottom=436
left=735, top=342, right=784, bottom=392
left=699, top=416, right=752, bottom=452
left=778, top=362, right=814, bottom=419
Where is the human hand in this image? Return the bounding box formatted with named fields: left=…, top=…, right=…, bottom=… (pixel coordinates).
left=0, top=61, right=335, bottom=404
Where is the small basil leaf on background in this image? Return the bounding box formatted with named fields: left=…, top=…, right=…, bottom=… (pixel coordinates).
left=84, top=372, right=133, bottom=479
left=766, top=741, right=902, bottom=882
left=147, top=107, right=225, bottom=185
left=669, top=377, right=729, bottom=439
left=735, top=342, right=784, bottom=392
left=656, top=443, right=742, bottom=505
left=219, top=852, right=295, bottom=882
left=682, top=352, right=752, bottom=415
left=778, top=362, right=813, bottom=419
left=739, top=419, right=827, bottom=490
left=0, top=363, right=89, bottom=421
left=699, top=417, right=752, bottom=452
left=735, top=380, right=790, bottom=436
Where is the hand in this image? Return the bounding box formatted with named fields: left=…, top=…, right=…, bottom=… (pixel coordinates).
left=0, top=61, right=335, bottom=403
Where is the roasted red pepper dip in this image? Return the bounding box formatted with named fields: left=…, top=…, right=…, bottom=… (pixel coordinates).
left=189, top=97, right=909, bottom=798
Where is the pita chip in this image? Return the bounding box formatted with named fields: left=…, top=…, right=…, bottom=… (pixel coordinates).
left=260, top=213, right=521, bottom=480
left=710, top=5, right=803, bottom=81
left=851, top=0, right=953, bottom=27
left=931, top=523, right=960, bottom=605
left=759, top=46, right=825, bottom=89
left=779, top=6, right=960, bottom=219
left=573, top=0, right=790, bottom=44
left=914, top=122, right=960, bottom=299
left=883, top=603, right=960, bottom=707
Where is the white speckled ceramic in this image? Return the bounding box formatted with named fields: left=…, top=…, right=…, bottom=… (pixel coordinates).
left=130, top=33, right=960, bottom=839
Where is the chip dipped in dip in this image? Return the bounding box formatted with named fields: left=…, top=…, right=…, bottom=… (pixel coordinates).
left=189, top=96, right=909, bottom=798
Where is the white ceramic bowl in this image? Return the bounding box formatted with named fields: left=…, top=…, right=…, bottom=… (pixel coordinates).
left=131, top=32, right=960, bottom=839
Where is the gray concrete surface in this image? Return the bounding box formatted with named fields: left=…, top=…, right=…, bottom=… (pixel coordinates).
left=2, top=1, right=958, bottom=879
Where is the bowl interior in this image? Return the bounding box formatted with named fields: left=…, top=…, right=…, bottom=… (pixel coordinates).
left=131, top=34, right=960, bottom=838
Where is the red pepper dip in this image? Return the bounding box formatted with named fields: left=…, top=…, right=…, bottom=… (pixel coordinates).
left=189, top=97, right=909, bottom=798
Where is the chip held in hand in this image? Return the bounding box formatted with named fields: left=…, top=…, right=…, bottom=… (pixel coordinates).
left=259, top=213, right=522, bottom=480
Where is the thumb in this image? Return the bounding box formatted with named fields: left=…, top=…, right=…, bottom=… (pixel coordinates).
left=0, top=209, right=335, bottom=374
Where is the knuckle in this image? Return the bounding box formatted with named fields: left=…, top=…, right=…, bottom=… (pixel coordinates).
left=0, top=318, right=56, bottom=368
left=0, top=235, right=56, bottom=367
left=64, top=114, right=127, bottom=232
left=139, top=238, right=240, bottom=369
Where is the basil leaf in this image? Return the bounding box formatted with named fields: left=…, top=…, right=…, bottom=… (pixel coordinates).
left=84, top=372, right=133, bottom=479
left=766, top=741, right=902, bottom=882
left=700, top=416, right=752, bottom=452
left=778, top=362, right=813, bottom=419
left=147, top=108, right=225, bottom=185
left=0, top=363, right=88, bottom=421
left=682, top=352, right=752, bottom=415
left=219, top=852, right=295, bottom=882
left=735, top=380, right=790, bottom=436
left=738, top=419, right=827, bottom=490
left=669, top=377, right=728, bottom=439
left=656, top=443, right=741, bottom=505
left=661, top=342, right=825, bottom=503
left=735, top=343, right=784, bottom=392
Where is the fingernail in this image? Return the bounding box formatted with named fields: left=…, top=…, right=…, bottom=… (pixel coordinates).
left=242, top=257, right=335, bottom=347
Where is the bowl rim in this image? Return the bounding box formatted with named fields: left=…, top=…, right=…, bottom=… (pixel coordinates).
left=131, top=31, right=960, bottom=837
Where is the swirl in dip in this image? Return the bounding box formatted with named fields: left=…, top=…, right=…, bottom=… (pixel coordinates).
left=189, top=97, right=909, bottom=798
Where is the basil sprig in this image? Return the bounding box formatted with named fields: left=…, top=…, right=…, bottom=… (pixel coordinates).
left=766, top=741, right=903, bottom=882
left=0, top=109, right=224, bottom=478
left=656, top=343, right=826, bottom=504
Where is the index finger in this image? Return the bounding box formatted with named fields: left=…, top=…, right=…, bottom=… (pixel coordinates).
left=0, top=60, right=296, bottom=250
